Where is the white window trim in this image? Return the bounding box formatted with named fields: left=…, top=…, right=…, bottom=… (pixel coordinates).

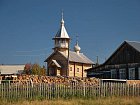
left=138, top=68, right=140, bottom=80
left=119, top=69, right=126, bottom=79
left=128, top=68, right=135, bottom=80
left=111, top=69, right=117, bottom=79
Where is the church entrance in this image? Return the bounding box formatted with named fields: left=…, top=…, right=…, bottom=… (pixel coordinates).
left=48, top=60, right=61, bottom=76
left=49, top=66, right=57, bottom=76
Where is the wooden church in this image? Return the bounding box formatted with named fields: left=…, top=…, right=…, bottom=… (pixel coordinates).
left=44, top=13, right=94, bottom=77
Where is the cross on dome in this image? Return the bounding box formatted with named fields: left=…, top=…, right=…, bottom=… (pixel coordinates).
left=61, top=11, right=64, bottom=25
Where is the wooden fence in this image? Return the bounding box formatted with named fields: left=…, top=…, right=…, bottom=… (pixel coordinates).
left=0, top=80, right=140, bottom=100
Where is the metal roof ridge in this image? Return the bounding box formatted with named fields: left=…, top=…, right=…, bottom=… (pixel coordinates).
left=125, top=40, right=140, bottom=43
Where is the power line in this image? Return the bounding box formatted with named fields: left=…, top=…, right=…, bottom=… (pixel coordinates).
left=16, top=48, right=49, bottom=53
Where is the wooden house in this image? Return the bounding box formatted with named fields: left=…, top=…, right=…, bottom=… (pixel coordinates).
left=44, top=14, right=94, bottom=77
left=86, top=41, right=140, bottom=80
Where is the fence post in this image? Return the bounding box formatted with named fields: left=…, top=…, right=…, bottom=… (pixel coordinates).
left=83, top=82, right=85, bottom=97
left=8, top=80, right=10, bottom=100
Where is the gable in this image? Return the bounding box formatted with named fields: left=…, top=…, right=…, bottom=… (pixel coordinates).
left=44, top=51, right=67, bottom=62
left=45, top=50, right=94, bottom=65
left=105, top=41, right=140, bottom=65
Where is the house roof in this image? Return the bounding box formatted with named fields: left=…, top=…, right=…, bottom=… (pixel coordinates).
left=51, top=60, right=61, bottom=68
left=0, top=65, right=25, bottom=75
left=45, top=50, right=94, bottom=64
left=44, top=51, right=67, bottom=62
left=60, top=51, right=94, bottom=64
left=126, top=41, right=140, bottom=52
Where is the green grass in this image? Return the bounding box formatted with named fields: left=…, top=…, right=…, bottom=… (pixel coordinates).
left=0, top=97, right=140, bottom=105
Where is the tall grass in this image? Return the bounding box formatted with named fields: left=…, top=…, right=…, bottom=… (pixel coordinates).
left=0, top=97, right=140, bottom=105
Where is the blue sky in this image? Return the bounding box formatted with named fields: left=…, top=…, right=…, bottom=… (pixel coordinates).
left=0, top=0, right=140, bottom=65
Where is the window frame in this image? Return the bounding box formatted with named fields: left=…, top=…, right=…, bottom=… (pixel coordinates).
left=138, top=68, right=140, bottom=80
left=111, top=69, right=117, bottom=79
left=119, top=69, right=126, bottom=79
left=128, top=68, right=135, bottom=80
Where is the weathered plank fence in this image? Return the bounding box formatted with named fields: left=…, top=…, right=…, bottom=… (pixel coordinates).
left=0, top=80, right=139, bottom=100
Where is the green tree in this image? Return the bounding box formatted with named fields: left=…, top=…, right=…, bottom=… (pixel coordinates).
left=23, top=63, right=46, bottom=75
left=40, top=65, right=46, bottom=75
left=32, top=63, right=41, bottom=75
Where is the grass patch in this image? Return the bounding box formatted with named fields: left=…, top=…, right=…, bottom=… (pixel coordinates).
left=0, top=96, right=140, bottom=105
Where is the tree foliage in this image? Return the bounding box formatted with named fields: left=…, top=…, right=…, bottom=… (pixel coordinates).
left=24, top=63, right=46, bottom=75
left=32, top=63, right=40, bottom=75
left=24, top=63, right=32, bottom=75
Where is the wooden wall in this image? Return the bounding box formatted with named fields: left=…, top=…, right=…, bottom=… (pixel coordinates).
left=106, top=43, right=140, bottom=65
left=69, top=62, right=92, bottom=77
left=47, top=52, right=93, bottom=77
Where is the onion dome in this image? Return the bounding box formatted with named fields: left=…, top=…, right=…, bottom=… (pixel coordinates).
left=74, top=41, right=81, bottom=53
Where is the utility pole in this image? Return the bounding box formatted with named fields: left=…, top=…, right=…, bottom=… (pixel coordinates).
left=96, top=56, right=99, bottom=66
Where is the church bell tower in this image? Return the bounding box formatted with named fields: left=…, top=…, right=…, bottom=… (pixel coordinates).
left=53, top=12, right=70, bottom=56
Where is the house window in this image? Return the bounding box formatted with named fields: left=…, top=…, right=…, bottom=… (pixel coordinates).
left=119, top=69, right=126, bottom=79
left=128, top=68, right=135, bottom=80
left=111, top=69, right=117, bottom=79
left=77, top=68, right=79, bottom=72
left=138, top=68, right=140, bottom=80
left=58, top=40, right=61, bottom=44
left=70, top=67, right=72, bottom=71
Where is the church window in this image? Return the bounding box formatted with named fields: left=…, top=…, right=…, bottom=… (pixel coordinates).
left=70, top=67, right=72, bottom=71
left=61, top=39, right=66, bottom=43
left=77, top=68, right=79, bottom=72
